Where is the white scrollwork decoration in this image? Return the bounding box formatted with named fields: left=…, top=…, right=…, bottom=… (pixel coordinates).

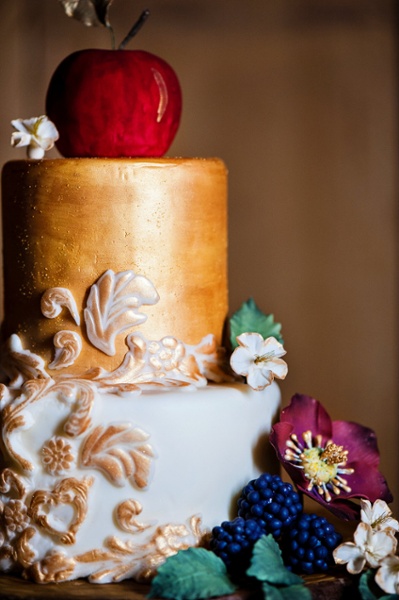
left=83, top=270, right=159, bottom=357
left=41, top=287, right=80, bottom=326
left=49, top=330, right=82, bottom=370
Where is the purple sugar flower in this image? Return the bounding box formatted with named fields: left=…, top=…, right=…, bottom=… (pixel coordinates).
left=270, top=394, right=392, bottom=520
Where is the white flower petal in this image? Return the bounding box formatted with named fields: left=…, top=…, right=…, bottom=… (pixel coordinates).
left=383, top=518, right=399, bottom=533
left=333, top=542, right=366, bottom=574
left=371, top=499, right=392, bottom=520
left=267, top=357, right=288, bottom=380
left=367, top=530, right=397, bottom=567
left=23, top=116, right=44, bottom=130
left=353, top=522, right=371, bottom=547
left=348, top=555, right=367, bottom=574
left=365, top=499, right=399, bottom=532
left=247, top=367, right=271, bottom=391
left=230, top=346, right=253, bottom=376
left=11, top=131, right=31, bottom=148
left=262, top=336, right=286, bottom=358
left=11, top=119, right=29, bottom=133
left=236, top=332, right=264, bottom=355
left=36, top=118, right=59, bottom=140
left=360, top=499, right=373, bottom=524
left=375, top=556, right=399, bottom=595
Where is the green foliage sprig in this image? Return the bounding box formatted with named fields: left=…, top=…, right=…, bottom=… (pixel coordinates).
left=148, top=535, right=311, bottom=600
left=230, top=298, right=284, bottom=349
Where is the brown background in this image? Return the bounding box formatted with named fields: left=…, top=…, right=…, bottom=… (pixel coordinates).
left=0, top=0, right=398, bottom=511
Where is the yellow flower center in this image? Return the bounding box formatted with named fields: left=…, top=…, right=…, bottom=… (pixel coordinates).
left=285, top=432, right=354, bottom=502
left=301, top=447, right=339, bottom=484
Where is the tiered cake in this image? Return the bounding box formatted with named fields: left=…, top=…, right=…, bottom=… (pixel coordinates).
left=0, top=157, right=282, bottom=583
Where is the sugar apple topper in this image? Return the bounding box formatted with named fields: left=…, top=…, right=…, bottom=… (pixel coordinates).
left=45, top=0, right=182, bottom=158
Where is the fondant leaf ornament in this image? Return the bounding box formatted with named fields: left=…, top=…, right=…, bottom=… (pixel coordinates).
left=80, top=423, right=155, bottom=488
left=84, top=269, right=159, bottom=356
left=59, top=0, right=114, bottom=28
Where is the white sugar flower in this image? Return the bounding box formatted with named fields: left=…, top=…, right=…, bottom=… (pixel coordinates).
left=230, top=332, right=287, bottom=391
left=375, top=555, right=399, bottom=595
left=333, top=522, right=397, bottom=574
left=11, top=116, right=59, bottom=159
left=360, top=498, right=399, bottom=534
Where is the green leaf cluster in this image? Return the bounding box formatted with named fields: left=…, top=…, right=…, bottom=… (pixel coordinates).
left=148, top=535, right=311, bottom=600
left=229, top=298, right=284, bottom=349
left=248, top=535, right=311, bottom=599
left=148, top=547, right=236, bottom=600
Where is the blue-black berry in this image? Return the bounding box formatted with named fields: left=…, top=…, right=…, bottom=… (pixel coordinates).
left=281, top=513, right=342, bottom=574
left=210, top=517, right=264, bottom=576
left=237, top=473, right=303, bottom=538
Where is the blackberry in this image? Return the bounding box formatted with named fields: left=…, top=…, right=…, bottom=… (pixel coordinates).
left=281, top=513, right=342, bottom=574
left=210, top=517, right=264, bottom=576
left=237, top=473, right=303, bottom=538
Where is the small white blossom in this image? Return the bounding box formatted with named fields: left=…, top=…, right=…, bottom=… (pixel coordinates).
left=11, top=116, right=59, bottom=159
left=230, top=332, right=287, bottom=391
left=333, top=522, right=397, bottom=574
left=360, top=498, right=399, bottom=534
left=375, top=555, right=399, bottom=595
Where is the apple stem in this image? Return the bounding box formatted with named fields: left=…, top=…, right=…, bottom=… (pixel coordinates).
left=107, top=24, right=116, bottom=50
left=118, top=9, right=150, bottom=50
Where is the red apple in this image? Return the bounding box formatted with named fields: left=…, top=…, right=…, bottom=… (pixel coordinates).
left=45, top=49, right=182, bottom=158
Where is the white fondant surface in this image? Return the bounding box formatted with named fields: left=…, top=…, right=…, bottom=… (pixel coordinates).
left=0, top=381, right=280, bottom=582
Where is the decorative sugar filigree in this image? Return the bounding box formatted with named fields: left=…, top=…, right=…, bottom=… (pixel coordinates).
left=0, top=468, right=36, bottom=569
left=116, top=499, right=152, bottom=534
left=94, top=332, right=207, bottom=390
left=84, top=270, right=159, bottom=356
left=28, top=476, right=93, bottom=545
left=48, top=330, right=82, bottom=370
left=1, top=334, right=50, bottom=388
left=76, top=514, right=205, bottom=583
left=21, top=514, right=205, bottom=584
left=0, top=468, right=26, bottom=500
left=41, top=287, right=80, bottom=325
left=41, top=436, right=75, bottom=475
left=80, top=424, right=155, bottom=488
left=0, top=378, right=97, bottom=475
left=53, top=379, right=96, bottom=437
left=1, top=329, right=231, bottom=398
left=1, top=378, right=54, bottom=471
left=190, top=333, right=233, bottom=383
left=2, top=267, right=232, bottom=391
left=29, top=551, right=76, bottom=583
left=3, top=499, right=30, bottom=537
left=13, top=526, right=37, bottom=569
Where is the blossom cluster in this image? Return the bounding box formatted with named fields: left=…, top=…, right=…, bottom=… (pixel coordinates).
left=334, top=499, right=399, bottom=595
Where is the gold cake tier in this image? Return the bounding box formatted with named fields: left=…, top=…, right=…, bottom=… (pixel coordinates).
left=1, top=158, right=228, bottom=374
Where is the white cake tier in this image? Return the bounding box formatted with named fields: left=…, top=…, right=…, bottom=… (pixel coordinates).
left=0, top=380, right=280, bottom=583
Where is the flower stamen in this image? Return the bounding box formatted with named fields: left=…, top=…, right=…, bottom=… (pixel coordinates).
left=254, top=351, right=276, bottom=364
left=284, top=429, right=353, bottom=502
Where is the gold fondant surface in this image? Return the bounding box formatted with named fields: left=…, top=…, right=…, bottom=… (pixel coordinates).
left=1, top=158, right=228, bottom=373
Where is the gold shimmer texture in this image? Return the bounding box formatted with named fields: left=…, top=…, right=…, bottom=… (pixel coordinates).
left=1, top=158, right=228, bottom=373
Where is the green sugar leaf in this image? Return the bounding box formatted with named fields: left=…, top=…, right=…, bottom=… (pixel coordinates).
left=148, top=547, right=237, bottom=600
left=229, top=298, right=283, bottom=349
left=247, top=535, right=302, bottom=586
left=262, top=582, right=312, bottom=600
